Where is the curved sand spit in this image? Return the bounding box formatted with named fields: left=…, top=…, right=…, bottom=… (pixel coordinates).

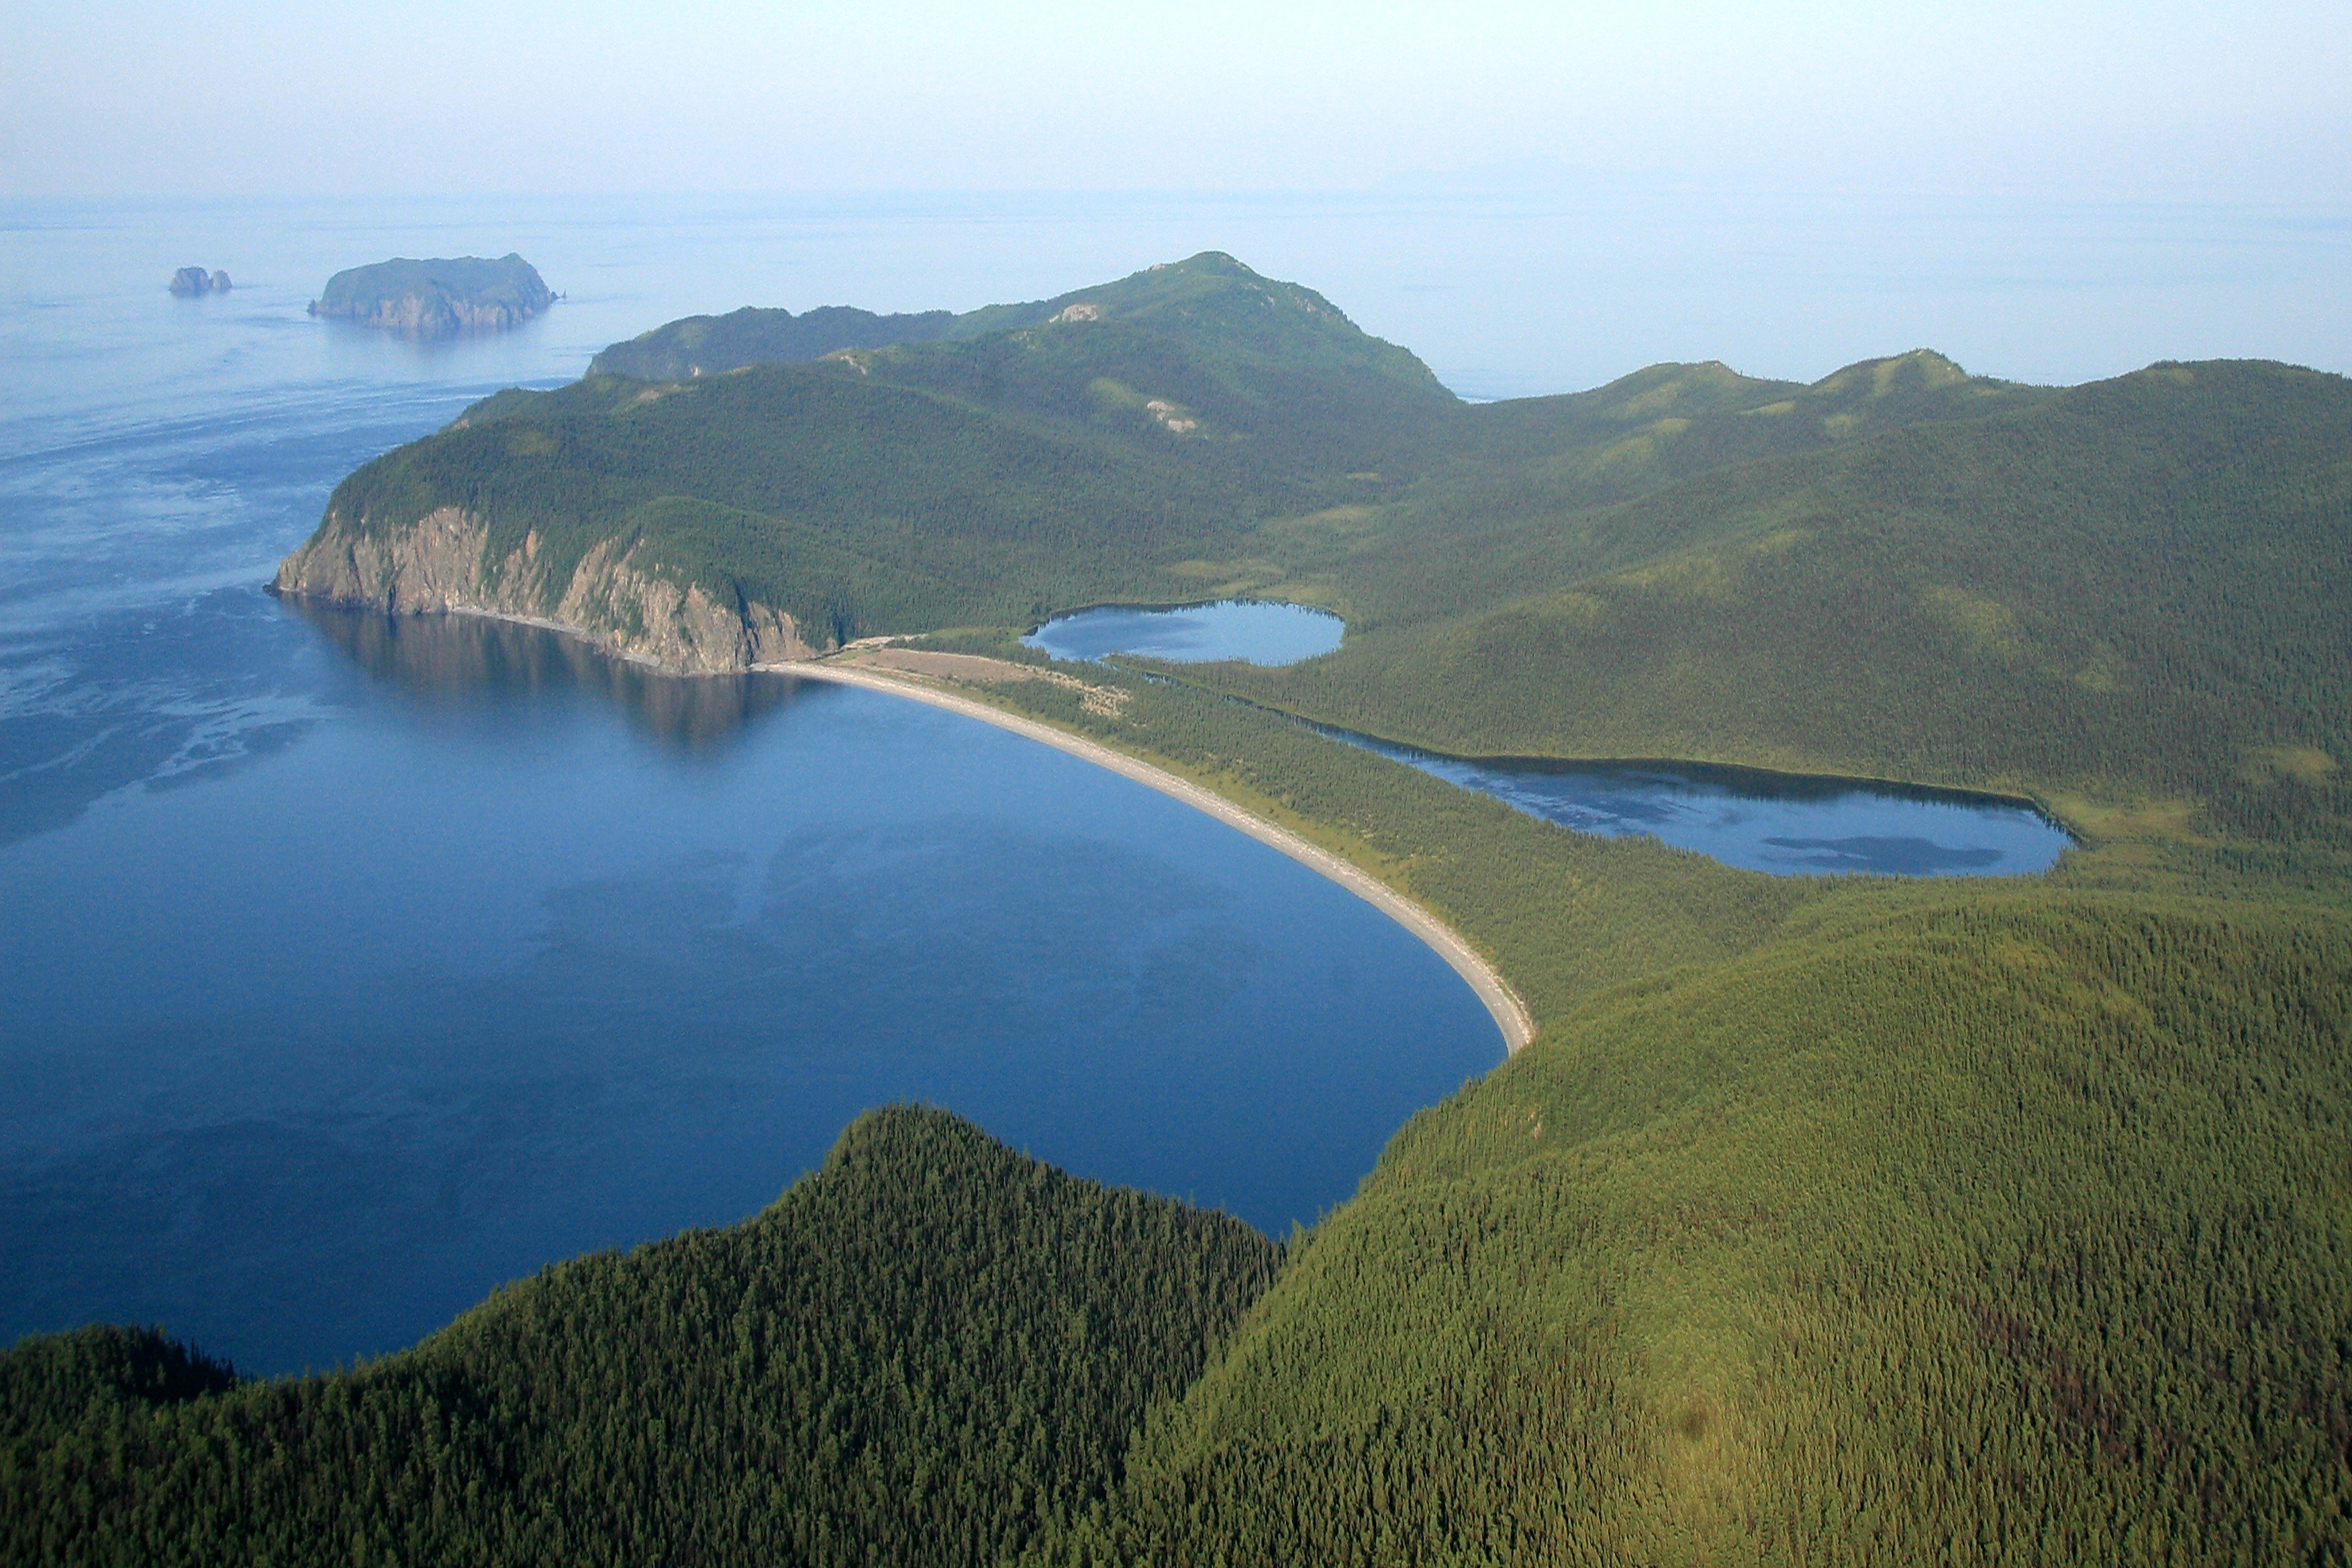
left=781, top=660, right=1536, bottom=1056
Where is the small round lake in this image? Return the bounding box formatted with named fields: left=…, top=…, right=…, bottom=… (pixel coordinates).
left=1333, top=732, right=2073, bottom=877
left=1024, top=600, right=1344, bottom=665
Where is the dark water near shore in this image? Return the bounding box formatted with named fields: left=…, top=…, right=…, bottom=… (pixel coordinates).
left=0, top=201, right=1504, bottom=1376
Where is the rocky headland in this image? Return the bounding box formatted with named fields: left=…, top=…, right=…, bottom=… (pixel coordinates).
left=309, top=254, right=552, bottom=334
left=271, top=505, right=818, bottom=673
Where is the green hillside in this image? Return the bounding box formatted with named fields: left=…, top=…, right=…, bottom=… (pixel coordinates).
left=0, top=1108, right=1277, bottom=1567
left=588, top=303, right=957, bottom=379
left=1058, top=883, right=2352, bottom=1566
left=91, top=255, right=2352, bottom=1559
left=1196, top=359, right=2352, bottom=859
left=903, top=656, right=2352, bottom=1566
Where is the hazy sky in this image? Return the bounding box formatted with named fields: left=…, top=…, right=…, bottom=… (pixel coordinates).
left=4, top=1, right=2347, bottom=200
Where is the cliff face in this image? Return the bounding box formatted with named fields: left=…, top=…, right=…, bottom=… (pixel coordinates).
left=273, top=507, right=821, bottom=673
left=329, top=296, right=542, bottom=332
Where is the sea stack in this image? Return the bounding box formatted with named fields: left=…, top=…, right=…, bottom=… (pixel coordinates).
left=168, top=267, right=232, bottom=297
left=309, top=254, right=552, bottom=334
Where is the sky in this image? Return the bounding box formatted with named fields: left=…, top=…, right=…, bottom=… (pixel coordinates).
left=2, top=1, right=2346, bottom=389
left=4, top=1, right=2347, bottom=202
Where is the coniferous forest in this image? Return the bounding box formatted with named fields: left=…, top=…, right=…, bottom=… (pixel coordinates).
left=11, top=254, right=2351, bottom=1562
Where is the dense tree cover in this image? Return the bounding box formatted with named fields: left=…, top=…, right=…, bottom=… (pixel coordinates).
left=81, top=256, right=2352, bottom=1559
left=1206, top=358, right=2352, bottom=857
left=928, top=669, right=2351, bottom=1565
left=0, top=1108, right=1278, bottom=1567
left=588, top=303, right=959, bottom=381
left=1044, top=889, right=2352, bottom=1566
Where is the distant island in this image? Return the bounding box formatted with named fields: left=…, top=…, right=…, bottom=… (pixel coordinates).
left=168, top=267, right=231, bottom=297
left=309, top=254, right=552, bottom=334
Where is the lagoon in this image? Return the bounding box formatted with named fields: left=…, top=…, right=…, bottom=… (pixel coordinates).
left=1331, top=733, right=2074, bottom=877
left=1023, top=601, right=1345, bottom=666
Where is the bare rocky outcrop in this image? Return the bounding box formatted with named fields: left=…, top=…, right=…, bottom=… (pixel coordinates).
left=273, top=507, right=820, bottom=674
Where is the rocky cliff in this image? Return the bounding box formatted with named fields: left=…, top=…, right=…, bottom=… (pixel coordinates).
left=273, top=507, right=821, bottom=673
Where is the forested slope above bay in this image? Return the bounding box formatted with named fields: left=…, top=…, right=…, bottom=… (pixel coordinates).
left=0, top=1108, right=1278, bottom=1568
left=232, top=250, right=2352, bottom=1563
left=885, top=669, right=2352, bottom=1565
left=1042, top=886, right=2352, bottom=1567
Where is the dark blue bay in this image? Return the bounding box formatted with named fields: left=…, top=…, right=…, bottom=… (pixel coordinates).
left=0, top=201, right=1500, bottom=1376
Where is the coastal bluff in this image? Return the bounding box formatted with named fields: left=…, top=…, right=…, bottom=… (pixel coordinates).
left=272, top=504, right=820, bottom=673
left=309, top=254, right=552, bottom=333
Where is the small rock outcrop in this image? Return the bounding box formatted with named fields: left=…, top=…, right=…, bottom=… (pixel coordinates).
left=309, top=254, right=552, bottom=334
left=273, top=506, right=820, bottom=673
left=168, top=267, right=232, bottom=297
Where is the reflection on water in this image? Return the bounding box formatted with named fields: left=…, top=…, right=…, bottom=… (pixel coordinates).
left=289, top=603, right=801, bottom=752
left=1330, top=730, right=2075, bottom=877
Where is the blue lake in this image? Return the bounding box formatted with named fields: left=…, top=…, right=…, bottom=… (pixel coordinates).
left=1024, top=600, right=1345, bottom=666
left=0, top=201, right=1504, bottom=1377
left=1016, top=605, right=2069, bottom=879
left=1334, top=733, right=2074, bottom=877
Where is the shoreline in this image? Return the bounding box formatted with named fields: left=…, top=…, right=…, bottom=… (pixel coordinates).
left=273, top=593, right=1536, bottom=1052
left=770, top=658, right=1538, bottom=1056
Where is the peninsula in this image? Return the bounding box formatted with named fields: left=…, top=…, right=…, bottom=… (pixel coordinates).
left=20, top=253, right=2352, bottom=1563
left=309, top=253, right=552, bottom=333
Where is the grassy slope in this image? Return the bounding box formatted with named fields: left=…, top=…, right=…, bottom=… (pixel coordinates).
left=0, top=1108, right=1277, bottom=1568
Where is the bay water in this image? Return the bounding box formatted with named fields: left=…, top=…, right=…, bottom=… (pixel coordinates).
left=1, top=188, right=2329, bottom=1373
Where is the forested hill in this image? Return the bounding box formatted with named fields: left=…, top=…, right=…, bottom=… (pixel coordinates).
left=1202, top=358, right=2352, bottom=859
left=588, top=303, right=959, bottom=379
left=0, top=1108, right=1277, bottom=1567
left=273, top=252, right=1465, bottom=667
left=583, top=250, right=1430, bottom=383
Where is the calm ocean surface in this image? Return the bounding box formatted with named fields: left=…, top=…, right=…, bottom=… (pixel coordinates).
left=0, top=199, right=1515, bottom=1376
left=1, top=192, right=2337, bottom=1374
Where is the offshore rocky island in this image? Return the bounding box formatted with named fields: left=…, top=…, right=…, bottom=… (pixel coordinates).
left=307, top=253, right=552, bottom=334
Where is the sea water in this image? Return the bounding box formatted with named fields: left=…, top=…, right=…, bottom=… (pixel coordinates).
left=0, top=199, right=1512, bottom=1375
left=1, top=189, right=2330, bottom=1371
